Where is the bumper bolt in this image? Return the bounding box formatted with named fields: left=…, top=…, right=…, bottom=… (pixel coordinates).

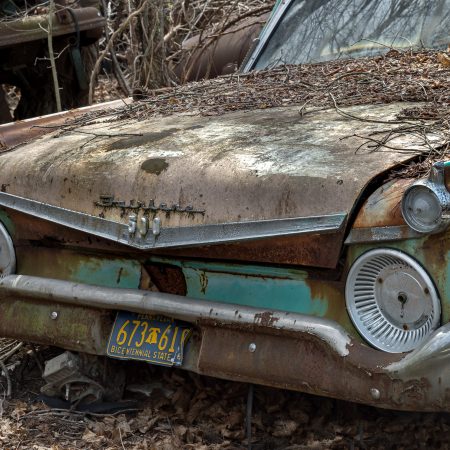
left=50, top=311, right=58, bottom=320
left=248, top=343, right=256, bottom=353
left=370, top=388, right=380, bottom=400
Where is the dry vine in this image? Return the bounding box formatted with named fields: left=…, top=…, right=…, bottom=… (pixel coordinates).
left=100, top=0, right=275, bottom=91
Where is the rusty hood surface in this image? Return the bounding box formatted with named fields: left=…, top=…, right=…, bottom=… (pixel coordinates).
left=0, top=102, right=441, bottom=258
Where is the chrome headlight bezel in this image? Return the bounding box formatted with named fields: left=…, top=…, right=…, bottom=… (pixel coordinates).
left=401, top=162, right=450, bottom=234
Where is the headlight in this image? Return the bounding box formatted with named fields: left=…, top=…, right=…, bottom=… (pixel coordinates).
left=401, top=162, right=450, bottom=234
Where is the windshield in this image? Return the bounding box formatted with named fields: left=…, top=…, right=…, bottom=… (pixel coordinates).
left=254, top=0, right=450, bottom=69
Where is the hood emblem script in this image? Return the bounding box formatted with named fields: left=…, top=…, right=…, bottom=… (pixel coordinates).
left=95, top=195, right=205, bottom=215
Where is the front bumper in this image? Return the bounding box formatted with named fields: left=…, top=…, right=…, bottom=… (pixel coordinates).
left=0, top=274, right=449, bottom=411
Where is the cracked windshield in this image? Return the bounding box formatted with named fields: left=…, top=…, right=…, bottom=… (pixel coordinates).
left=255, top=0, right=450, bottom=68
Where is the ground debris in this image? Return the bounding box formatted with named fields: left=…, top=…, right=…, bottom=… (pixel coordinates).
left=91, top=50, right=450, bottom=120
left=1, top=348, right=450, bottom=449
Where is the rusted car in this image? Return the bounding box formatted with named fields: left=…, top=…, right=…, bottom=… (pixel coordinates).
left=0, top=0, right=104, bottom=122
left=0, top=0, right=449, bottom=411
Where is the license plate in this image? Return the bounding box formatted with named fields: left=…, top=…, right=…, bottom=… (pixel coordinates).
left=107, top=312, right=192, bottom=366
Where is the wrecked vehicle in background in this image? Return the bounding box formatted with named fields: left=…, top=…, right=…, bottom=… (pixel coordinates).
left=0, top=0, right=449, bottom=411
left=0, top=0, right=104, bottom=123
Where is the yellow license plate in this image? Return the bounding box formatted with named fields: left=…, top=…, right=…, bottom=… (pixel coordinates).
left=107, top=312, right=191, bottom=366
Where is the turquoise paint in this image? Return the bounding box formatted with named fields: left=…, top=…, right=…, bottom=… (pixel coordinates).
left=72, top=258, right=141, bottom=289
left=147, top=257, right=328, bottom=316
left=184, top=267, right=327, bottom=315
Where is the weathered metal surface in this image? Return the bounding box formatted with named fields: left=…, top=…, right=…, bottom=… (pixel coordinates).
left=0, top=103, right=434, bottom=224
left=0, top=7, right=104, bottom=48
left=144, top=263, right=187, bottom=295
left=0, top=98, right=131, bottom=147
left=2, top=203, right=344, bottom=267
left=153, top=230, right=345, bottom=268
left=16, top=246, right=142, bottom=289
left=345, top=225, right=423, bottom=244
left=353, top=179, right=413, bottom=229
left=0, top=103, right=441, bottom=265
left=198, top=324, right=450, bottom=411
left=1, top=274, right=450, bottom=410
left=346, top=174, right=450, bottom=324
left=0, top=298, right=112, bottom=354
left=177, top=259, right=342, bottom=321
left=346, top=178, right=423, bottom=243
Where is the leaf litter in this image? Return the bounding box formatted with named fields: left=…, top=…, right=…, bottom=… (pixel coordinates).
left=1, top=343, right=450, bottom=449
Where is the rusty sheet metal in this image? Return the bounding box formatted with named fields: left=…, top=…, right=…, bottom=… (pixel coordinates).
left=0, top=98, right=131, bottom=148
left=0, top=7, right=104, bottom=48
left=0, top=103, right=440, bottom=230
left=154, top=231, right=345, bottom=268
left=198, top=325, right=450, bottom=412
left=353, top=179, right=414, bottom=228
left=345, top=178, right=425, bottom=244
left=0, top=298, right=112, bottom=354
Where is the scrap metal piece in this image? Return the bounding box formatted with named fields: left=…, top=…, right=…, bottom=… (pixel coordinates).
left=42, top=351, right=104, bottom=403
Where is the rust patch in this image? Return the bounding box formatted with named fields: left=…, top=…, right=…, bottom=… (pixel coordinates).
left=353, top=179, right=414, bottom=228
left=144, top=263, right=187, bottom=295
left=199, top=271, right=208, bottom=294
left=153, top=232, right=344, bottom=268
left=306, top=277, right=355, bottom=333
left=254, top=311, right=279, bottom=327
left=195, top=326, right=444, bottom=411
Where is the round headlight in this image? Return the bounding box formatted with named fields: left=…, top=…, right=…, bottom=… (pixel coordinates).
left=402, top=185, right=442, bottom=233
left=346, top=249, right=440, bottom=353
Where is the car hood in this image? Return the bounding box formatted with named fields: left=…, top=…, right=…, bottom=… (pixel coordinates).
left=0, top=102, right=443, bottom=264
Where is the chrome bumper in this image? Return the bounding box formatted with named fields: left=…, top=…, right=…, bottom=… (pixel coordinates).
left=0, top=274, right=449, bottom=411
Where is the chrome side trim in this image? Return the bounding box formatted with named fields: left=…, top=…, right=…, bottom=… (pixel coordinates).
left=345, top=226, right=423, bottom=244
left=0, top=274, right=352, bottom=356
left=0, top=192, right=346, bottom=249
left=241, top=0, right=294, bottom=72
